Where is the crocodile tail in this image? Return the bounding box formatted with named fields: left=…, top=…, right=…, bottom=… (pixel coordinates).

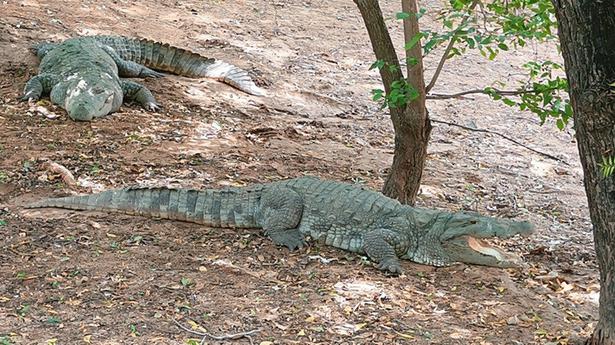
left=26, top=187, right=263, bottom=229
left=93, top=35, right=265, bottom=96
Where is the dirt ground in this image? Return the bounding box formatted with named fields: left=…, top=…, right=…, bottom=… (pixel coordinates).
left=0, top=0, right=599, bottom=344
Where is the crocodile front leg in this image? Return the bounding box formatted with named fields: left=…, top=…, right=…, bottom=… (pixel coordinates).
left=120, top=80, right=160, bottom=111
left=21, top=73, right=59, bottom=101
left=363, top=229, right=408, bottom=274
left=258, top=187, right=306, bottom=250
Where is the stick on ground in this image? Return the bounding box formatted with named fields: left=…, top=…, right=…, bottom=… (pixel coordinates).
left=431, top=118, right=569, bottom=165
left=172, top=318, right=261, bottom=345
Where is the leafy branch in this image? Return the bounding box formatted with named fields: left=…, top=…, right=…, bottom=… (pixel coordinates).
left=372, top=79, right=419, bottom=109
left=427, top=86, right=558, bottom=99
left=429, top=58, right=571, bottom=129
left=426, top=0, right=480, bottom=93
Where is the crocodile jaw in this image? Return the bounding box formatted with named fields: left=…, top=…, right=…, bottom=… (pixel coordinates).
left=442, top=235, right=525, bottom=268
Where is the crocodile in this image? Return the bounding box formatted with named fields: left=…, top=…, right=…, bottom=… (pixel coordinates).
left=21, top=35, right=264, bottom=121
left=26, top=176, right=534, bottom=273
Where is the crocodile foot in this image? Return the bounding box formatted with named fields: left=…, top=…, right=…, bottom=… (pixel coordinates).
left=19, top=92, right=39, bottom=102
left=266, top=229, right=306, bottom=251
left=140, top=67, right=165, bottom=78
left=144, top=102, right=161, bottom=112
left=376, top=258, right=403, bottom=274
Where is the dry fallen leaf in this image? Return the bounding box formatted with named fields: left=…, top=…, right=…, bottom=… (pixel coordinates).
left=41, top=161, right=78, bottom=187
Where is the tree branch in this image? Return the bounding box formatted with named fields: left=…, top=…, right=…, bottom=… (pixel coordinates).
left=425, top=0, right=480, bottom=93
left=431, top=118, right=569, bottom=165
left=426, top=87, right=557, bottom=100
left=401, top=0, right=426, bottom=95
left=354, top=0, right=404, bottom=96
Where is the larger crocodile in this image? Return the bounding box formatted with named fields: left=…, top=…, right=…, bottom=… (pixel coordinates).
left=26, top=176, right=534, bottom=273
left=21, top=35, right=264, bottom=121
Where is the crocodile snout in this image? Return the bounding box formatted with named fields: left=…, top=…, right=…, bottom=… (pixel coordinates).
left=67, top=103, right=95, bottom=121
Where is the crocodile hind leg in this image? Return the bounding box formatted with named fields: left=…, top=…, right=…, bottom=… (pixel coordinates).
left=21, top=73, right=59, bottom=101
left=100, top=45, right=164, bottom=78
left=120, top=80, right=160, bottom=111
left=363, top=229, right=408, bottom=274
left=258, top=187, right=306, bottom=250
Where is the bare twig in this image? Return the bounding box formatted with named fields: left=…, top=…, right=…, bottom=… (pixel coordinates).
left=172, top=318, right=261, bottom=345
left=426, top=0, right=480, bottom=93
left=431, top=118, right=569, bottom=165
left=425, top=32, right=458, bottom=94
left=426, top=87, right=556, bottom=100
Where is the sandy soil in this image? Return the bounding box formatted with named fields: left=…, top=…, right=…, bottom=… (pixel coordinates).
left=0, top=0, right=598, bottom=344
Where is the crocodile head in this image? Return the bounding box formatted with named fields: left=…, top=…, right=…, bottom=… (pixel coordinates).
left=61, top=76, right=122, bottom=121
left=407, top=209, right=534, bottom=268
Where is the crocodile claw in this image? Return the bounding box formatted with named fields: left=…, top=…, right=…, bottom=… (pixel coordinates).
left=19, top=91, right=40, bottom=102
left=376, top=258, right=403, bottom=274
left=144, top=102, right=161, bottom=112
left=267, top=229, right=306, bottom=251
left=140, top=68, right=165, bottom=78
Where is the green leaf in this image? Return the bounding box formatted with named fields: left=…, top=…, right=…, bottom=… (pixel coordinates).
left=396, top=12, right=411, bottom=20
left=372, top=89, right=384, bottom=101
left=369, top=60, right=385, bottom=70
left=502, top=98, right=516, bottom=106
left=17, top=304, right=30, bottom=317
left=600, top=156, right=615, bottom=177
left=448, top=47, right=461, bottom=57
left=464, top=37, right=476, bottom=49
left=47, top=316, right=61, bottom=325
left=180, top=277, right=192, bottom=287
left=498, top=42, right=509, bottom=51
left=404, top=33, right=424, bottom=51
left=405, top=57, right=419, bottom=67
left=416, top=8, right=427, bottom=19
left=449, top=0, right=467, bottom=10
left=487, top=47, right=497, bottom=60
left=388, top=64, right=400, bottom=72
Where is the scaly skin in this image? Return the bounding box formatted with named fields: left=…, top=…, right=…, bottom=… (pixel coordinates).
left=22, top=35, right=264, bottom=121
left=26, top=177, right=534, bottom=273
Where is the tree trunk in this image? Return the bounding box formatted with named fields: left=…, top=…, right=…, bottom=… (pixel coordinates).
left=354, top=0, right=431, bottom=205
left=551, top=1, right=615, bottom=343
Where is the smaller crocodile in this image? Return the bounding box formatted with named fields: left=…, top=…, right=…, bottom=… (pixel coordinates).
left=26, top=177, right=534, bottom=273
left=22, top=35, right=264, bottom=121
